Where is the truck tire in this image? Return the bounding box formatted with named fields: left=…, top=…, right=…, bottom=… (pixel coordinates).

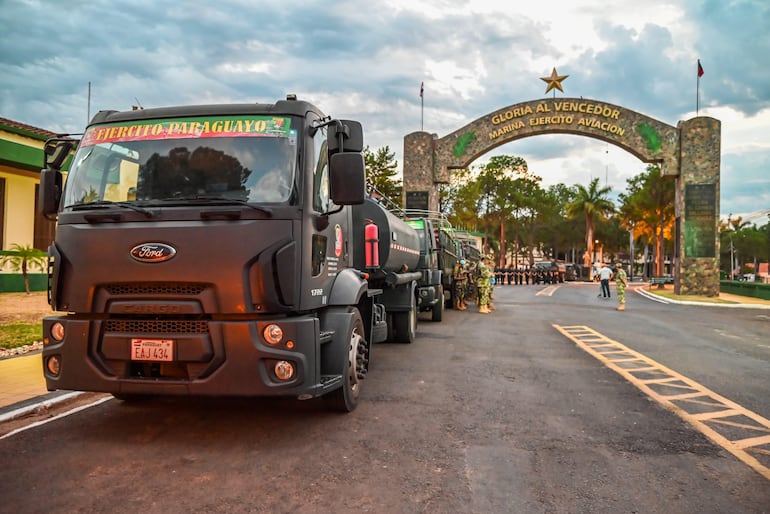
left=386, top=312, right=395, bottom=342
left=431, top=285, right=444, bottom=322
left=325, top=309, right=365, bottom=412
left=393, top=293, right=417, bottom=344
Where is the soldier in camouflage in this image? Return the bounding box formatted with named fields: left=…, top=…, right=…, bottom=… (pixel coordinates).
left=476, top=256, right=493, bottom=314
left=452, top=259, right=468, bottom=310
left=615, top=263, right=628, bottom=311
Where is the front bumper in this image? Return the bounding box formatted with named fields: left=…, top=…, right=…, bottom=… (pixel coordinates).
left=41, top=315, right=324, bottom=398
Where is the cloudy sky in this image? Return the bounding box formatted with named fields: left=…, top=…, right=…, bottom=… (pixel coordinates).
left=2, top=0, right=769, bottom=221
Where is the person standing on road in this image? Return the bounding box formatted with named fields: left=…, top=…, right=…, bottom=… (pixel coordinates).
left=476, top=256, right=493, bottom=314
left=452, top=259, right=468, bottom=311
left=598, top=263, right=613, bottom=298
left=615, top=263, right=628, bottom=311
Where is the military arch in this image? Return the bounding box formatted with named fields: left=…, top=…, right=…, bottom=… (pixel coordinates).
left=403, top=97, right=721, bottom=296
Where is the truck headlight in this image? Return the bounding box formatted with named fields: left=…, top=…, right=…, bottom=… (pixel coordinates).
left=46, top=355, right=61, bottom=376
left=274, top=360, right=295, bottom=381
left=50, top=322, right=65, bottom=343
left=263, top=324, right=283, bottom=345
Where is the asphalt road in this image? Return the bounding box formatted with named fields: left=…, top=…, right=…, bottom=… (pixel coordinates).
left=1, top=283, right=769, bottom=513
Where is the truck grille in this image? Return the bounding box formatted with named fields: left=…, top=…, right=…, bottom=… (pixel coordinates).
left=105, top=283, right=206, bottom=296
left=104, top=319, right=209, bottom=334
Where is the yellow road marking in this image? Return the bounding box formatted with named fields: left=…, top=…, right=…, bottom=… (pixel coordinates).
left=554, top=324, right=770, bottom=481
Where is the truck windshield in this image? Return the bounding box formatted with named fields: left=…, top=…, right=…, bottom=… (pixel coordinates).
left=63, top=115, right=297, bottom=207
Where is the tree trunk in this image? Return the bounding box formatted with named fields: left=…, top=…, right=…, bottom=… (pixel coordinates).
left=585, top=214, right=595, bottom=278
left=655, top=225, right=664, bottom=276
left=528, top=218, right=536, bottom=265
left=22, top=259, right=31, bottom=295
left=499, top=218, right=506, bottom=268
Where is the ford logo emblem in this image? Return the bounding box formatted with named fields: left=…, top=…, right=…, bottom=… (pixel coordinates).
left=130, top=243, right=177, bottom=263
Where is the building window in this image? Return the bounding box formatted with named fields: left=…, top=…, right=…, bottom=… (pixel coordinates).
left=33, top=184, right=56, bottom=251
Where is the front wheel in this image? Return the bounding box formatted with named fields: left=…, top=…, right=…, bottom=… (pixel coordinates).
left=326, top=309, right=366, bottom=412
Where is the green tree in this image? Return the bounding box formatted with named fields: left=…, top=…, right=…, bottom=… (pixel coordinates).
left=553, top=183, right=585, bottom=262
left=439, top=167, right=481, bottom=229
left=720, top=217, right=769, bottom=277
left=565, top=177, right=615, bottom=277
left=511, top=174, right=545, bottom=266
left=618, top=165, right=675, bottom=277
left=477, top=155, right=529, bottom=264
left=536, top=183, right=578, bottom=263
left=0, top=243, right=47, bottom=294
left=363, top=146, right=402, bottom=205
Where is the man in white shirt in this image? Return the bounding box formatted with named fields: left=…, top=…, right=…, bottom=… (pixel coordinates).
left=598, top=264, right=614, bottom=298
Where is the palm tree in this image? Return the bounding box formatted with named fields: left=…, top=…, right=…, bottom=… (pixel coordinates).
left=566, top=178, right=615, bottom=278
left=0, top=243, right=47, bottom=294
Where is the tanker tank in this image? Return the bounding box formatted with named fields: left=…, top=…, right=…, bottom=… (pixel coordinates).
left=351, top=198, right=420, bottom=274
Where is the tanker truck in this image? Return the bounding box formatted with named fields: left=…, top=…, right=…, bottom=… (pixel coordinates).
left=37, top=95, right=423, bottom=412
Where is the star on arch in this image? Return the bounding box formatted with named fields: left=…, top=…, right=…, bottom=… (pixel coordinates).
left=540, top=67, right=569, bottom=94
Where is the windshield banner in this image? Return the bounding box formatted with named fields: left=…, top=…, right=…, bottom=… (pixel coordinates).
left=80, top=116, right=292, bottom=147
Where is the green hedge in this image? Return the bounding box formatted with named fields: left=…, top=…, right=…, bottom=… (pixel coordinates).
left=720, top=280, right=770, bottom=300
left=0, top=274, right=47, bottom=293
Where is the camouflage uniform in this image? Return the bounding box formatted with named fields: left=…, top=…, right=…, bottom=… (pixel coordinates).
left=452, top=261, right=468, bottom=310
left=476, top=259, right=493, bottom=313
left=615, top=265, right=628, bottom=311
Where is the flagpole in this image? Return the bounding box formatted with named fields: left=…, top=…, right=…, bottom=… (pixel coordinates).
left=696, top=74, right=700, bottom=116
left=696, top=59, right=702, bottom=116
left=419, top=81, right=425, bottom=131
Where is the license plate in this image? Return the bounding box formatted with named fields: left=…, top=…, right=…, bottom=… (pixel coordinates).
left=131, top=338, right=174, bottom=362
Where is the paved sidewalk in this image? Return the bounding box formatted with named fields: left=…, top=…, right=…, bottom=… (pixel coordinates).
left=0, top=353, right=48, bottom=409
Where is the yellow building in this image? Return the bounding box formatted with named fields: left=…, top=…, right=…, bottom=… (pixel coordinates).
left=0, top=117, right=58, bottom=291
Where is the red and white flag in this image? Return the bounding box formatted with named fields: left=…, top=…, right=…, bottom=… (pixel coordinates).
left=697, top=59, right=704, bottom=77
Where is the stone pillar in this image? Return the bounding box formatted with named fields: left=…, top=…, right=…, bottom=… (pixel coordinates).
left=403, top=131, right=438, bottom=212
left=676, top=117, right=721, bottom=296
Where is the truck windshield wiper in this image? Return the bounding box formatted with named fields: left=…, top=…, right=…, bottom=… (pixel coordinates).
left=162, top=195, right=273, bottom=217
left=70, top=200, right=155, bottom=218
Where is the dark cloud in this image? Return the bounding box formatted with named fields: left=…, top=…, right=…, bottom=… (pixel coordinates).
left=691, top=0, right=770, bottom=115
left=1, top=0, right=768, bottom=214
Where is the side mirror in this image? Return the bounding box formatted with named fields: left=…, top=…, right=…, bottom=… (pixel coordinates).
left=39, top=168, right=63, bottom=219
left=328, top=120, right=363, bottom=154
left=329, top=153, right=365, bottom=205
left=43, top=138, right=76, bottom=170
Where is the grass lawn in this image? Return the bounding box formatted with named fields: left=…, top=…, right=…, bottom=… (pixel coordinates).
left=0, top=322, right=43, bottom=349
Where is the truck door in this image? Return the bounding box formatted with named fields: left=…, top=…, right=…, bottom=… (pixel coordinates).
left=301, top=124, right=350, bottom=310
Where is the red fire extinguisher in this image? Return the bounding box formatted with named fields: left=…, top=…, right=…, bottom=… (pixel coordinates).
left=364, top=219, right=379, bottom=268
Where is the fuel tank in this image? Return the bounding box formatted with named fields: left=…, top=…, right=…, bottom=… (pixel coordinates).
left=351, top=198, right=420, bottom=273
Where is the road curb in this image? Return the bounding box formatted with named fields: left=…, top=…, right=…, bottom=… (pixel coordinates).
left=0, top=391, right=84, bottom=423
left=635, top=287, right=770, bottom=309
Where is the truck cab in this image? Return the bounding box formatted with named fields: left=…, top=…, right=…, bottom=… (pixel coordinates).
left=38, top=96, right=378, bottom=411
left=404, top=217, right=444, bottom=321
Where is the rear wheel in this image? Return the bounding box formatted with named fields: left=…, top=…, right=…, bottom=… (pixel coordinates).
left=431, top=285, right=444, bottom=322
left=326, top=309, right=366, bottom=412
left=445, top=282, right=454, bottom=308
left=393, top=293, right=417, bottom=344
